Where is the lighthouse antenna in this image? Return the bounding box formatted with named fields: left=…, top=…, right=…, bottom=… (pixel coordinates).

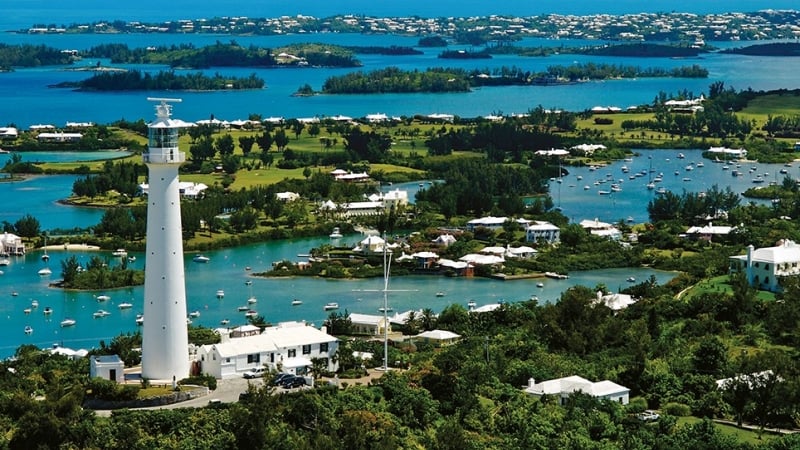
left=147, top=97, right=182, bottom=119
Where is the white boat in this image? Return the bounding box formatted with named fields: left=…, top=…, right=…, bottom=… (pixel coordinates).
left=646, top=182, right=655, bottom=190
left=378, top=306, right=393, bottom=313
left=245, top=280, right=253, bottom=286
left=93, top=310, right=111, bottom=318
left=188, top=310, right=200, bottom=318
left=23, top=308, right=32, bottom=314
left=193, top=254, right=210, bottom=263
left=43, top=307, right=53, bottom=315
left=467, top=300, right=477, bottom=309
left=291, top=299, right=303, bottom=306
left=135, top=314, right=144, bottom=325
left=41, top=253, right=49, bottom=262
left=324, top=302, right=339, bottom=311
left=24, top=325, right=33, bottom=335
left=238, top=305, right=250, bottom=312
left=118, top=302, right=133, bottom=309
left=220, top=319, right=230, bottom=325
left=752, top=176, right=765, bottom=184
left=216, top=289, right=225, bottom=299
left=536, top=282, right=544, bottom=288
left=247, top=296, right=257, bottom=304
left=598, top=190, right=611, bottom=195
left=583, top=185, right=590, bottom=190
left=31, top=300, right=39, bottom=308
left=436, top=292, right=445, bottom=297
left=677, top=153, right=685, bottom=159
left=696, top=161, right=704, bottom=167
left=329, top=227, right=343, bottom=239
left=0, top=259, right=9, bottom=266
left=38, top=267, right=52, bottom=276
left=627, top=277, right=636, bottom=283
left=96, top=294, right=110, bottom=302
left=60, top=318, right=76, bottom=327
left=127, top=255, right=136, bottom=262
left=245, top=309, right=258, bottom=318
left=112, top=248, right=127, bottom=256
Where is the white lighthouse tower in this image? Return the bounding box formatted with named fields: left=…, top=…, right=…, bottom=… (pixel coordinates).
left=141, top=98, right=190, bottom=380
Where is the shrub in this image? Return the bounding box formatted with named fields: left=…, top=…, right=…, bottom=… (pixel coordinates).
left=179, top=374, right=217, bottom=390
left=662, top=402, right=691, bottom=417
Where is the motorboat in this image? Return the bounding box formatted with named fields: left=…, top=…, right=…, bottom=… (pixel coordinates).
left=627, top=216, right=635, bottom=223
left=24, top=325, right=33, bottom=335
left=43, top=307, right=53, bottom=315
left=93, top=310, right=111, bottom=318
left=677, top=153, right=685, bottom=159
left=291, top=299, right=303, bottom=306
left=237, top=305, right=250, bottom=312
left=245, top=280, right=253, bottom=286
left=112, top=248, right=127, bottom=257
left=0, top=259, right=9, bottom=266
left=193, top=254, right=210, bottom=263
left=127, top=255, right=136, bottom=262
left=247, top=296, right=257, bottom=304
left=189, top=310, right=201, bottom=318
left=324, top=302, right=339, bottom=311
left=31, top=300, right=39, bottom=308
left=378, top=306, right=393, bottom=313
left=436, top=292, right=445, bottom=297
left=627, top=277, right=636, bottom=283
left=245, top=309, right=258, bottom=318
left=598, top=190, right=611, bottom=195
left=220, top=319, right=230, bottom=325
left=96, top=294, right=110, bottom=302
left=467, top=300, right=477, bottom=309
left=645, top=182, right=655, bottom=190
left=60, top=318, right=76, bottom=327
left=118, top=302, right=133, bottom=309
left=23, top=308, right=32, bottom=314
left=216, top=289, right=225, bottom=299
left=38, top=267, right=52, bottom=276
left=135, top=314, right=144, bottom=325
left=536, top=282, right=544, bottom=288
left=696, top=161, right=704, bottom=167
left=329, top=227, right=343, bottom=239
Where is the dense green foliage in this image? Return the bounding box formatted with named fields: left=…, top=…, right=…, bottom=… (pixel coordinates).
left=59, top=254, right=144, bottom=289
left=56, top=69, right=264, bottom=91
left=322, top=67, right=471, bottom=94
left=0, top=43, right=73, bottom=70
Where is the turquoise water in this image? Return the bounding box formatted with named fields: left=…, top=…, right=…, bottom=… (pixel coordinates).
left=0, top=175, right=103, bottom=231
left=1, top=237, right=676, bottom=358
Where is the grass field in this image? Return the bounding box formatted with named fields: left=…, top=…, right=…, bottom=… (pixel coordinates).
left=676, top=416, right=780, bottom=445
left=682, top=275, right=776, bottom=302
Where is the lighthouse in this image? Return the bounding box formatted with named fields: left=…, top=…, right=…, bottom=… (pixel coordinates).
left=141, top=98, right=190, bottom=380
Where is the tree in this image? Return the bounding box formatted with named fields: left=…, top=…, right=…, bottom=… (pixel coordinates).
left=14, top=213, right=40, bottom=238
left=238, top=135, right=255, bottom=155
left=215, top=133, right=235, bottom=156
left=255, top=131, right=273, bottom=153
left=274, top=128, right=290, bottom=151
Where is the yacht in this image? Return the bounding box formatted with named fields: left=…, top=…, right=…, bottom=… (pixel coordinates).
left=291, top=299, right=303, bottom=306
left=329, top=227, right=343, bottom=239
left=118, top=302, right=133, bottom=309
left=436, top=292, right=445, bottom=297
left=60, top=318, right=76, bottom=327
left=237, top=305, right=250, bottom=311
left=93, top=310, right=111, bottom=318
left=216, top=289, right=225, bottom=299
left=247, top=296, right=257, bottom=304
left=193, top=254, right=210, bottom=263
left=37, top=267, right=52, bottom=276
left=135, top=314, right=144, bottom=325
left=378, top=306, right=393, bottom=313
left=245, top=309, right=258, bottom=318
left=189, top=310, right=201, bottom=318
left=96, top=294, right=110, bottom=302
left=31, top=300, right=38, bottom=308
left=467, top=300, right=477, bottom=309
left=220, top=319, right=230, bottom=325
left=112, top=248, right=127, bottom=257
left=24, top=325, right=33, bottom=335
left=323, top=302, right=339, bottom=311
left=43, top=307, right=53, bottom=315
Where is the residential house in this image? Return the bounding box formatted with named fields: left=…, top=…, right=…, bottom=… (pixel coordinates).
left=196, top=321, right=338, bottom=379
left=432, top=234, right=457, bottom=247
left=523, top=375, right=630, bottom=405
left=684, top=223, right=733, bottom=242
left=348, top=313, right=391, bottom=337
left=526, top=221, right=560, bottom=244
left=467, top=216, right=508, bottom=232
left=414, top=329, right=461, bottom=346
left=729, top=240, right=800, bottom=292
left=0, top=232, right=25, bottom=255
left=579, top=218, right=622, bottom=240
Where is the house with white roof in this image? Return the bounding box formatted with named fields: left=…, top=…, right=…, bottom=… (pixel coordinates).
left=526, top=221, right=560, bottom=244
left=196, top=321, right=338, bottom=379
left=0, top=232, right=25, bottom=255
left=685, top=222, right=733, bottom=241
left=506, top=245, right=537, bottom=259
left=579, top=218, right=622, bottom=240
left=596, top=291, right=636, bottom=311
left=348, top=313, right=391, bottom=337
left=414, top=329, right=461, bottom=346
left=523, top=375, right=630, bottom=405
left=276, top=191, right=300, bottom=202
left=467, top=216, right=508, bottom=232
left=432, top=234, right=457, bottom=247
left=729, top=240, right=800, bottom=292
left=90, top=354, right=124, bottom=383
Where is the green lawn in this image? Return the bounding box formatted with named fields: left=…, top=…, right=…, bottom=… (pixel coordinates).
left=677, top=416, right=779, bottom=445
left=682, top=275, right=776, bottom=302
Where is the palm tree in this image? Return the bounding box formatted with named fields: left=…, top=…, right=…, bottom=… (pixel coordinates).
left=420, top=308, right=437, bottom=331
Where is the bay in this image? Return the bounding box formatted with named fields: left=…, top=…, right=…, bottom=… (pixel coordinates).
left=1, top=236, right=676, bottom=359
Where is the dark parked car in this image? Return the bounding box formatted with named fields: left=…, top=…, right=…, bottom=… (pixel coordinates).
left=280, top=375, right=306, bottom=389
left=271, top=372, right=293, bottom=386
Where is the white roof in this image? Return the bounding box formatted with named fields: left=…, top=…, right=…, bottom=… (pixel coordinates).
left=411, top=251, right=439, bottom=259
left=359, top=235, right=385, bottom=246
left=204, top=334, right=279, bottom=358
left=527, top=221, right=559, bottom=231
left=459, top=254, right=504, bottom=265
left=598, top=292, right=636, bottom=311
left=471, top=303, right=502, bottom=313
left=686, top=224, right=733, bottom=235
left=507, top=246, right=536, bottom=255
left=437, top=258, right=469, bottom=269
left=416, top=329, right=461, bottom=340
left=480, top=246, right=506, bottom=255
left=261, top=321, right=338, bottom=348
left=534, top=148, right=569, bottom=156
left=525, top=375, right=629, bottom=398
left=348, top=313, right=386, bottom=326
left=468, top=216, right=508, bottom=226
left=580, top=218, right=613, bottom=229
left=748, top=240, right=800, bottom=264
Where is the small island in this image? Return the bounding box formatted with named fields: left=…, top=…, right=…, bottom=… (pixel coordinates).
left=50, top=69, right=265, bottom=91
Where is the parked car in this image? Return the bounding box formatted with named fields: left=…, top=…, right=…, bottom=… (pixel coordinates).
left=637, top=410, right=660, bottom=422
left=242, top=367, right=267, bottom=379
left=280, top=375, right=307, bottom=389
left=271, top=372, right=294, bottom=386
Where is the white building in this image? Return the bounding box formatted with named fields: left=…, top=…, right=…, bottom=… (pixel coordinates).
left=196, top=321, right=339, bottom=379
left=0, top=232, right=25, bottom=255
left=348, top=313, right=391, bottom=336
left=138, top=181, right=208, bottom=199
left=467, top=216, right=508, bottom=232
left=579, top=218, right=622, bottom=240
left=730, top=240, right=800, bottom=292
left=526, top=221, right=560, bottom=244
left=89, top=354, right=125, bottom=383
left=523, top=375, right=630, bottom=405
